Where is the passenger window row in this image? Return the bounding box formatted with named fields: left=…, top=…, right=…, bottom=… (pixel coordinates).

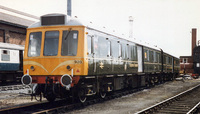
left=144, top=48, right=161, bottom=63
left=87, top=35, right=137, bottom=60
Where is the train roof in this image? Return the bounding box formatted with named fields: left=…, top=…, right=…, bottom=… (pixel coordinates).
left=29, top=13, right=84, bottom=28
left=29, top=13, right=178, bottom=58
left=0, top=42, right=24, bottom=50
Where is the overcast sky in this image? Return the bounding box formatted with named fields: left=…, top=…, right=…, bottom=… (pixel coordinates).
left=1, top=0, right=200, bottom=58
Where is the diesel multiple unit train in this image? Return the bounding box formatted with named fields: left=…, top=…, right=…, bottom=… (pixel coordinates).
left=21, top=14, right=180, bottom=102
left=0, top=42, right=24, bottom=83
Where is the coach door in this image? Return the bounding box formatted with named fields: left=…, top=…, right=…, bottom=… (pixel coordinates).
left=137, top=45, right=143, bottom=73
left=87, top=34, right=97, bottom=75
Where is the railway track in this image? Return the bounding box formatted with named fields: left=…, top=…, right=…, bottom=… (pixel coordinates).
left=0, top=85, right=30, bottom=92
left=0, top=88, right=143, bottom=114
left=136, top=84, right=200, bottom=114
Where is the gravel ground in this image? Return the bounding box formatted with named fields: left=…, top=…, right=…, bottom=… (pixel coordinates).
left=70, top=79, right=200, bottom=114
left=0, top=87, right=37, bottom=109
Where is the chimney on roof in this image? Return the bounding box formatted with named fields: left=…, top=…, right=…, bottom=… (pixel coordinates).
left=129, top=16, right=133, bottom=39
left=192, top=28, right=197, bottom=56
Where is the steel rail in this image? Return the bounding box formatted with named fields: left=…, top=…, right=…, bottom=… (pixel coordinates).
left=0, top=87, right=142, bottom=114
left=187, top=101, right=200, bottom=114
left=136, top=84, right=200, bottom=114
left=32, top=89, right=141, bottom=114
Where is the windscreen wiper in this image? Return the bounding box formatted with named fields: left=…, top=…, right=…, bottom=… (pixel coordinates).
left=64, top=28, right=72, bottom=40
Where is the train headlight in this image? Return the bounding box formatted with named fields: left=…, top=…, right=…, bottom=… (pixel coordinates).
left=30, top=66, right=35, bottom=71
left=21, top=75, right=32, bottom=85
left=60, top=74, right=72, bottom=87
left=66, top=65, right=71, bottom=70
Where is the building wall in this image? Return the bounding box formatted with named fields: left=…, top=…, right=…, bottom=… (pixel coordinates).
left=9, top=31, right=26, bottom=45
left=180, top=57, right=193, bottom=74
left=0, top=30, right=3, bottom=42
left=0, top=23, right=26, bottom=45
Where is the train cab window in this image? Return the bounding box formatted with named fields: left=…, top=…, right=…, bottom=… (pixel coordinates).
left=61, top=30, right=78, bottom=56
left=28, top=32, right=42, bottom=57
left=44, top=31, right=59, bottom=56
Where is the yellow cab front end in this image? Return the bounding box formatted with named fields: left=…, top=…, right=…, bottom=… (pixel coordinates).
left=22, top=25, right=88, bottom=89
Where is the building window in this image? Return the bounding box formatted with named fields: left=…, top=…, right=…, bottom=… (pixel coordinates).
left=182, top=58, right=188, bottom=63
left=197, top=63, right=200, bottom=67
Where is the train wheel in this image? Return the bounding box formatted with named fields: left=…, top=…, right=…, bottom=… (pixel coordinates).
left=100, top=90, right=106, bottom=99
left=78, top=89, right=87, bottom=103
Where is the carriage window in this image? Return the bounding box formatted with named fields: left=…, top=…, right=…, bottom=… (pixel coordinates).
left=44, top=31, right=59, bottom=56
left=111, top=40, right=119, bottom=58
left=61, top=30, right=78, bottom=56
left=169, top=57, right=172, bottom=65
left=87, top=36, right=92, bottom=54
left=149, top=51, right=153, bottom=62
left=157, top=52, right=161, bottom=63
left=121, top=43, right=129, bottom=59
left=168, top=57, right=170, bottom=64
left=108, top=41, right=111, bottom=56
left=119, top=43, right=122, bottom=58
left=93, top=36, right=98, bottom=55
left=144, top=49, right=149, bottom=62
left=133, top=46, right=137, bottom=60
left=28, top=32, right=42, bottom=57
left=166, top=56, right=168, bottom=64
left=163, top=55, right=166, bottom=64
left=122, top=44, right=125, bottom=59
left=154, top=52, right=157, bottom=63
left=1, top=50, right=10, bottom=61
left=129, top=45, right=137, bottom=61
left=98, top=37, right=108, bottom=57
left=126, top=44, right=129, bottom=59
